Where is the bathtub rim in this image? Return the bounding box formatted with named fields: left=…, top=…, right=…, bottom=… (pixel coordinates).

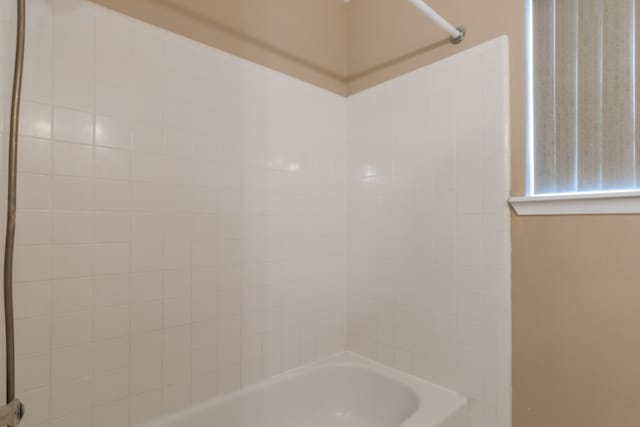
left=138, top=351, right=469, bottom=427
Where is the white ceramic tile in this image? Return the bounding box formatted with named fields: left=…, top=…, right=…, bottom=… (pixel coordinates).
left=131, top=241, right=162, bottom=272
left=93, top=336, right=129, bottom=373
left=94, top=305, right=130, bottom=340
left=95, top=147, right=129, bottom=180
left=53, top=176, right=93, bottom=210
left=216, top=364, right=241, bottom=395
left=95, top=12, right=133, bottom=89
left=52, top=311, right=92, bottom=348
left=50, top=410, right=92, bottom=427
left=191, top=372, right=217, bottom=403
left=190, top=241, right=217, bottom=269
left=191, top=320, right=217, bottom=349
left=19, top=101, right=52, bottom=139
left=18, top=137, right=52, bottom=174
left=53, top=141, right=93, bottom=176
left=15, top=316, right=50, bottom=355
left=190, top=268, right=216, bottom=295
left=16, top=209, right=51, bottom=245
left=51, top=244, right=93, bottom=278
left=92, top=398, right=129, bottom=427
left=131, top=330, right=162, bottom=364
left=53, top=0, right=95, bottom=111
left=217, top=337, right=242, bottom=369
left=54, top=107, right=93, bottom=144
left=191, top=345, right=217, bottom=377
left=18, top=173, right=52, bottom=209
left=132, top=151, right=165, bottom=183
left=94, top=243, right=130, bottom=274
left=131, top=182, right=166, bottom=211
left=24, top=0, right=53, bottom=31
left=131, top=271, right=162, bottom=302
left=163, top=269, right=190, bottom=299
left=131, top=121, right=163, bottom=153
left=94, top=178, right=129, bottom=211
left=14, top=281, right=51, bottom=319
left=190, top=291, right=217, bottom=323
left=14, top=245, right=51, bottom=282
left=93, top=273, right=130, bottom=307
left=0, top=0, right=14, bottom=23
left=131, top=212, right=163, bottom=242
left=51, top=277, right=93, bottom=314
left=162, top=381, right=190, bottom=414
left=94, top=210, right=129, bottom=242
left=163, top=241, right=190, bottom=270
left=93, top=367, right=129, bottom=405
left=95, top=115, right=130, bottom=149
left=16, top=351, right=50, bottom=392
left=51, top=344, right=92, bottom=384
left=129, top=390, right=162, bottom=426
left=163, top=297, right=190, bottom=328
left=132, top=300, right=162, bottom=334
left=52, top=210, right=94, bottom=244
left=162, top=326, right=191, bottom=383
left=20, top=15, right=52, bottom=99
left=130, top=359, right=162, bottom=395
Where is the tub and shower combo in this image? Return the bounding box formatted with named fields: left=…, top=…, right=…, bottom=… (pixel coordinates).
left=136, top=4, right=473, bottom=424
left=0, top=0, right=507, bottom=426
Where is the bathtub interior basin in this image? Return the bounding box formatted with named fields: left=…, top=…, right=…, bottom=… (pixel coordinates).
left=142, top=352, right=469, bottom=427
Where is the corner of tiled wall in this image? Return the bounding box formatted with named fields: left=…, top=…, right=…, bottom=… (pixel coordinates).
left=346, top=37, right=511, bottom=427
left=0, top=1, right=348, bottom=426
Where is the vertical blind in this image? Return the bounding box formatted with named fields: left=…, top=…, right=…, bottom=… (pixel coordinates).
left=531, top=0, right=640, bottom=194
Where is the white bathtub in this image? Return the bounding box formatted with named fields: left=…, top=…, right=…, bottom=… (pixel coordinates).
left=142, top=352, right=469, bottom=427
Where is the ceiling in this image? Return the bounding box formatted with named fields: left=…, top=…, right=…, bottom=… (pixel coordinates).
left=90, top=0, right=350, bottom=93
left=88, top=0, right=496, bottom=95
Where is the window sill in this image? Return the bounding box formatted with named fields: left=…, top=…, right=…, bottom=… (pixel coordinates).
left=509, top=191, right=640, bottom=215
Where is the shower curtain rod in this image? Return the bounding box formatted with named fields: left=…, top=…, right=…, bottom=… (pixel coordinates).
left=406, top=0, right=465, bottom=44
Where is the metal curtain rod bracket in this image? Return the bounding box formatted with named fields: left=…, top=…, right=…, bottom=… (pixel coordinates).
left=406, top=0, right=466, bottom=44
left=450, top=26, right=466, bottom=45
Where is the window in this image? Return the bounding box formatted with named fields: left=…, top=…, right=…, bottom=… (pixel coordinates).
left=528, top=0, right=639, bottom=195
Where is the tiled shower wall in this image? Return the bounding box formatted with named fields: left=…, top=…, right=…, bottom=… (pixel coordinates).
left=0, top=1, right=347, bottom=426
left=0, top=1, right=511, bottom=427
left=347, top=38, right=511, bottom=427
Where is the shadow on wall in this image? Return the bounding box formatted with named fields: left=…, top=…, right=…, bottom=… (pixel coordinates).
left=93, top=0, right=458, bottom=91
left=154, top=0, right=347, bottom=83
left=347, top=39, right=449, bottom=82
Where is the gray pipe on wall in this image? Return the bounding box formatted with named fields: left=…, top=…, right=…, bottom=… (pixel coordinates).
left=1, top=0, right=26, bottom=424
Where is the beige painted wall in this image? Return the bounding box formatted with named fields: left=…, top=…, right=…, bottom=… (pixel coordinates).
left=89, top=1, right=640, bottom=425
left=512, top=215, right=640, bottom=427
left=89, top=0, right=349, bottom=95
